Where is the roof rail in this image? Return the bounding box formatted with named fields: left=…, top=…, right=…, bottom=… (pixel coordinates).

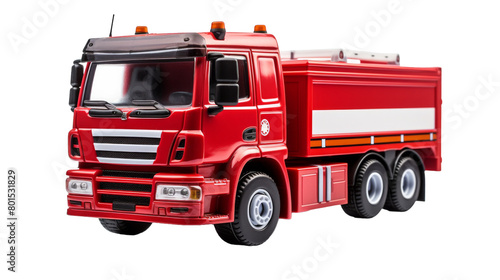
left=281, top=49, right=400, bottom=65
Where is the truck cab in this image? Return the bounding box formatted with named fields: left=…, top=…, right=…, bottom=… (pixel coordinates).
left=67, top=23, right=291, bottom=244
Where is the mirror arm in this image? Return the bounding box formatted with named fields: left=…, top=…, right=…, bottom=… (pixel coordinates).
left=207, top=105, right=224, bottom=116
left=207, top=52, right=224, bottom=61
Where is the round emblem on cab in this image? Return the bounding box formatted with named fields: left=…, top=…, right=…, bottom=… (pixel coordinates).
left=261, top=119, right=270, bottom=136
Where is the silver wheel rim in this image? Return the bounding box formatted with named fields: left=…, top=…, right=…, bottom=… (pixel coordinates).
left=366, top=172, right=384, bottom=205
left=400, top=169, right=417, bottom=199
left=247, top=189, right=273, bottom=230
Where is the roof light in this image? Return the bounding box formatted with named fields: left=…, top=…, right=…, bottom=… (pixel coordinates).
left=339, top=50, right=344, bottom=60
left=210, top=21, right=226, bottom=40
left=254, top=25, right=267, bottom=33
left=135, top=26, right=149, bottom=35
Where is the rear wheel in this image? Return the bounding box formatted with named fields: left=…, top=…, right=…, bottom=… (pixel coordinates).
left=342, top=159, right=388, bottom=218
left=214, top=172, right=280, bottom=246
left=384, top=157, right=421, bottom=212
left=99, top=219, right=151, bottom=235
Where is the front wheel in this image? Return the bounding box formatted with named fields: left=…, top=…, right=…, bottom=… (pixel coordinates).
left=214, top=172, right=280, bottom=246
left=99, top=219, right=151, bottom=235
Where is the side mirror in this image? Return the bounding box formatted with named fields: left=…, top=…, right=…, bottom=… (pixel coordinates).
left=69, top=60, right=84, bottom=110
left=215, top=57, right=238, bottom=83
left=214, top=57, right=239, bottom=107
left=71, top=60, right=84, bottom=87
left=69, top=87, right=80, bottom=109
left=215, top=84, right=239, bottom=106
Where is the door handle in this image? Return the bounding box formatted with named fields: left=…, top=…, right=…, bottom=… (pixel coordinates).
left=242, top=127, right=257, bottom=141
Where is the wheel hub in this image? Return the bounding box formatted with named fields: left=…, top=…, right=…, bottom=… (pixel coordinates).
left=400, top=169, right=417, bottom=199
left=248, top=189, right=273, bottom=230
left=366, top=172, right=383, bottom=205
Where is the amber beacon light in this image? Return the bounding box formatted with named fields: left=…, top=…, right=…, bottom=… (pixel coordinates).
left=210, top=21, right=226, bottom=40
left=135, top=26, right=149, bottom=35
left=254, top=25, right=267, bottom=33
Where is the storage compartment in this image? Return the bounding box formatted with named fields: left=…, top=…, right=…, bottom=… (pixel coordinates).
left=287, top=163, right=348, bottom=212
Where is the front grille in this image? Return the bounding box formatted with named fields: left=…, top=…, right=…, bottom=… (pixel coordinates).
left=97, top=177, right=153, bottom=209
left=99, top=182, right=152, bottom=192
left=102, top=170, right=156, bottom=179
left=92, top=129, right=162, bottom=165
left=100, top=194, right=150, bottom=206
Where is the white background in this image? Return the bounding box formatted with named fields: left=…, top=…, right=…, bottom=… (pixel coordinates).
left=1, top=0, right=499, bottom=279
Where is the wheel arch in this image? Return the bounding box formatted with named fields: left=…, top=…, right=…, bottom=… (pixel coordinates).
left=241, top=158, right=292, bottom=219
left=394, top=149, right=426, bottom=201
left=221, top=146, right=262, bottom=222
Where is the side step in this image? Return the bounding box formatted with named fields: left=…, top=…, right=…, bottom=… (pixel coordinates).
left=204, top=214, right=230, bottom=222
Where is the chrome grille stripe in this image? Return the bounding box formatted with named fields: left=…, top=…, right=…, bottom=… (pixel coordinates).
left=94, top=143, right=159, bottom=153
left=92, top=129, right=162, bottom=138
left=96, top=157, right=155, bottom=165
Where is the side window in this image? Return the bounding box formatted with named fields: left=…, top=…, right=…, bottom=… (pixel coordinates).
left=257, top=57, right=279, bottom=102
left=209, top=56, right=250, bottom=102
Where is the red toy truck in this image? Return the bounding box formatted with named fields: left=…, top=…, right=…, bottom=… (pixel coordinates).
left=66, top=22, right=441, bottom=245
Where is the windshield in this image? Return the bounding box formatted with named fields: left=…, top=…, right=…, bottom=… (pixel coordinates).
left=83, top=59, right=195, bottom=107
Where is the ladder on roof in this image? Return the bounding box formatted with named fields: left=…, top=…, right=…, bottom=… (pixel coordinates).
left=280, top=49, right=400, bottom=65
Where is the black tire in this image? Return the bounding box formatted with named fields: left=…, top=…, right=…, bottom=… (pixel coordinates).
left=99, top=219, right=151, bottom=235
left=342, top=159, right=388, bottom=218
left=214, top=172, right=280, bottom=246
left=384, top=157, right=421, bottom=212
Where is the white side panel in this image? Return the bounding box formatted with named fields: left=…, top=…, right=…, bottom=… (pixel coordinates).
left=312, top=108, right=435, bottom=135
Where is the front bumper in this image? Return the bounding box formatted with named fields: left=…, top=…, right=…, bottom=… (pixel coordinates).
left=66, top=169, right=231, bottom=225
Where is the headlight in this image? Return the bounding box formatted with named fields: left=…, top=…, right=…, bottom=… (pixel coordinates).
left=67, top=179, right=93, bottom=195
left=156, top=185, right=201, bottom=201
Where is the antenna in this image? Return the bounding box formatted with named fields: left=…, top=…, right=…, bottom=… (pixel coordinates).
left=108, top=14, right=115, bottom=37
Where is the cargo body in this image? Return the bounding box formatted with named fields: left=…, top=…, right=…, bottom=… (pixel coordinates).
left=65, top=22, right=441, bottom=245
left=282, top=60, right=440, bottom=214
left=283, top=60, right=441, bottom=170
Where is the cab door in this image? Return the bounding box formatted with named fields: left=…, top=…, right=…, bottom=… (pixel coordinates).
left=202, top=52, right=258, bottom=163
left=253, top=53, right=286, bottom=145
